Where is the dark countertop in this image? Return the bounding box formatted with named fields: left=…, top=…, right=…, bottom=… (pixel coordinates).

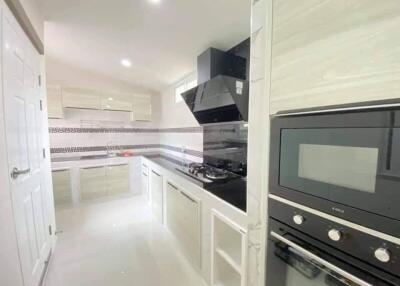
left=145, top=155, right=247, bottom=213
left=51, top=152, right=160, bottom=163
left=51, top=152, right=247, bottom=212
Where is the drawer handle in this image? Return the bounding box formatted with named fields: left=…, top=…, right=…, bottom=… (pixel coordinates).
left=168, top=182, right=178, bottom=190
left=152, top=170, right=160, bottom=176
left=180, top=191, right=196, bottom=203
left=143, top=164, right=148, bottom=168
left=142, top=173, right=148, bottom=177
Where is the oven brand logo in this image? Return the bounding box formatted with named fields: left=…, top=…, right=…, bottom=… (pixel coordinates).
left=332, top=207, right=345, bottom=214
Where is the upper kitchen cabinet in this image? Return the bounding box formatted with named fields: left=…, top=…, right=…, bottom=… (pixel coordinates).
left=270, top=0, right=400, bottom=114
left=62, top=88, right=102, bottom=110
left=131, top=94, right=152, bottom=121
left=47, top=85, right=64, bottom=118
left=101, top=98, right=133, bottom=112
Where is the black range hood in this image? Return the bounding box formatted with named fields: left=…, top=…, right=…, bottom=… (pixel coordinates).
left=182, top=47, right=249, bottom=125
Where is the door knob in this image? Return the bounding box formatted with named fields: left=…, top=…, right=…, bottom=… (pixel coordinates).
left=11, top=167, right=30, bottom=179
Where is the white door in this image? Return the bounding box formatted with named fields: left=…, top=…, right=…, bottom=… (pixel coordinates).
left=3, top=11, right=51, bottom=286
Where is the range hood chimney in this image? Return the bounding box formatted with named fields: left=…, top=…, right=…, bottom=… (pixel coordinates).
left=181, top=47, right=249, bottom=125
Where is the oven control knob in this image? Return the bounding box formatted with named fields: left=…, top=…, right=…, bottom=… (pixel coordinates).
left=374, top=248, right=391, bottom=263
left=328, top=229, right=342, bottom=242
left=293, top=215, right=304, bottom=225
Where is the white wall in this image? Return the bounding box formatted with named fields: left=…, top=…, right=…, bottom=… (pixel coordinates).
left=158, top=85, right=203, bottom=161
left=159, top=85, right=199, bottom=128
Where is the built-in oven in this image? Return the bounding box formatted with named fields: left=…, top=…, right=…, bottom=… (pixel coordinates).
left=266, top=217, right=400, bottom=286
left=270, top=109, right=400, bottom=237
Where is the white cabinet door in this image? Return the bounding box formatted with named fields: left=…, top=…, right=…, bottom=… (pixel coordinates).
left=2, top=8, right=52, bottom=286
left=166, top=182, right=201, bottom=268
left=211, top=210, right=247, bottom=286
left=101, top=99, right=132, bottom=112
left=80, top=166, right=107, bottom=200
left=142, top=163, right=149, bottom=201
left=47, top=85, right=63, bottom=118
left=131, top=94, right=152, bottom=121
left=270, top=0, right=400, bottom=114
left=150, top=169, right=163, bottom=223
left=52, top=169, right=72, bottom=205
left=106, top=164, right=130, bottom=195
left=63, top=90, right=101, bottom=110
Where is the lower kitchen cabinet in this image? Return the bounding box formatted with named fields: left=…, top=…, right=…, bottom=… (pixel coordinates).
left=106, top=164, right=129, bottom=195
left=166, top=181, right=201, bottom=269
left=80, top=166, right=107, bottom=201
left=52, top=169, right=72, bottom=205
left=211, top=210, right=247, bottom=286
left=150, top=169, right=163, bottom=223
left=142, top=163, right=149, bottom=201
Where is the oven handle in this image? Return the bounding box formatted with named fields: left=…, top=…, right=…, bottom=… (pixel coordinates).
left=270, top=231, right=373, bottom=286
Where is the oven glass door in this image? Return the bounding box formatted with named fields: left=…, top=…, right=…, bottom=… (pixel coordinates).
left=267, top=231, right=389, bottom=286
left=279, top=127, right=400, bottom=220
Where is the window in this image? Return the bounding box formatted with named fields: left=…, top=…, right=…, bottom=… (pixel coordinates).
left=174, top=75, right=197, bottom=103
left=175, top=84, right=186, bottom=103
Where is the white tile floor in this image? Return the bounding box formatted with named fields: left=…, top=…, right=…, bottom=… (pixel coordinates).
left=44, top=195, right=208, bottom=286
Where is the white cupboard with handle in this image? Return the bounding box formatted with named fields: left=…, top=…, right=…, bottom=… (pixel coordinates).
left=80, top=166, right=107, bottom=200
left=150, top=169, right=163, bottom=223
left=106, top=164, right=130, bottom=195
left=63, top=90, right=101, bottom=110
left=47, top=85, right=63, bottom=118
left=101, top=99, right=132, bottom=112
left=142, top=163, right=150, bottom=201
left=52, top=169, right=72, bottom=205
left=131, top=94, right=152, bottom=121
left=166, top=181, right=201, bottom=269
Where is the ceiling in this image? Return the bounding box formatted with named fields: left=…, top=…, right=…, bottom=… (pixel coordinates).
left=38, top=0, right=251, bottom=92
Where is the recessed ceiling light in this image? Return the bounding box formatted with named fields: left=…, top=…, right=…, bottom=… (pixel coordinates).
left=121, top=59, right=132, bottom=67
left=148, top=0, right=161, bottom=4
left=108, top=97, right=114, bottom=101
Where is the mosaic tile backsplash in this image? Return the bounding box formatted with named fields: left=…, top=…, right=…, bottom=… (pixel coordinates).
left=49, top=125, right=204, bottom=163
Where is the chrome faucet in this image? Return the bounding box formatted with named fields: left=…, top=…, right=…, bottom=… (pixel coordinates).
left=106, top=141, right=113, bottom=156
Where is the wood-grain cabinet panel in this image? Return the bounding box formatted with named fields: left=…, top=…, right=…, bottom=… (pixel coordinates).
left=271, top=0, right=400, bottom=114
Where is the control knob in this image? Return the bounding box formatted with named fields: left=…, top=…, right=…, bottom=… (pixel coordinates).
left=374, top=248, right=391, bottom=263
left=293, top=215, right=305, bottom=225
left=328, top=229, right=342, bottom=242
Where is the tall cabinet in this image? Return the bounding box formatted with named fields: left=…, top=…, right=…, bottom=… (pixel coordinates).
left=270, top=0, right=400, bottom=114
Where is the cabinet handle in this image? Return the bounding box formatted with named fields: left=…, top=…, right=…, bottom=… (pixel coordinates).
left=143, top=164, right=148, bottom=168
left=82, top=166, right=104, bottom=170
left=142, top=172, right=148, bottom=177
left=180, top=191, right=196, bottom=203
left=168, top=182, right=178, bottom=190
left=152, top=170, right=160, bottom=177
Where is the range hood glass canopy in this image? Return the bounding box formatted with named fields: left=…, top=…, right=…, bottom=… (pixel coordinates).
left=182, top=75, right=249, bottom=125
